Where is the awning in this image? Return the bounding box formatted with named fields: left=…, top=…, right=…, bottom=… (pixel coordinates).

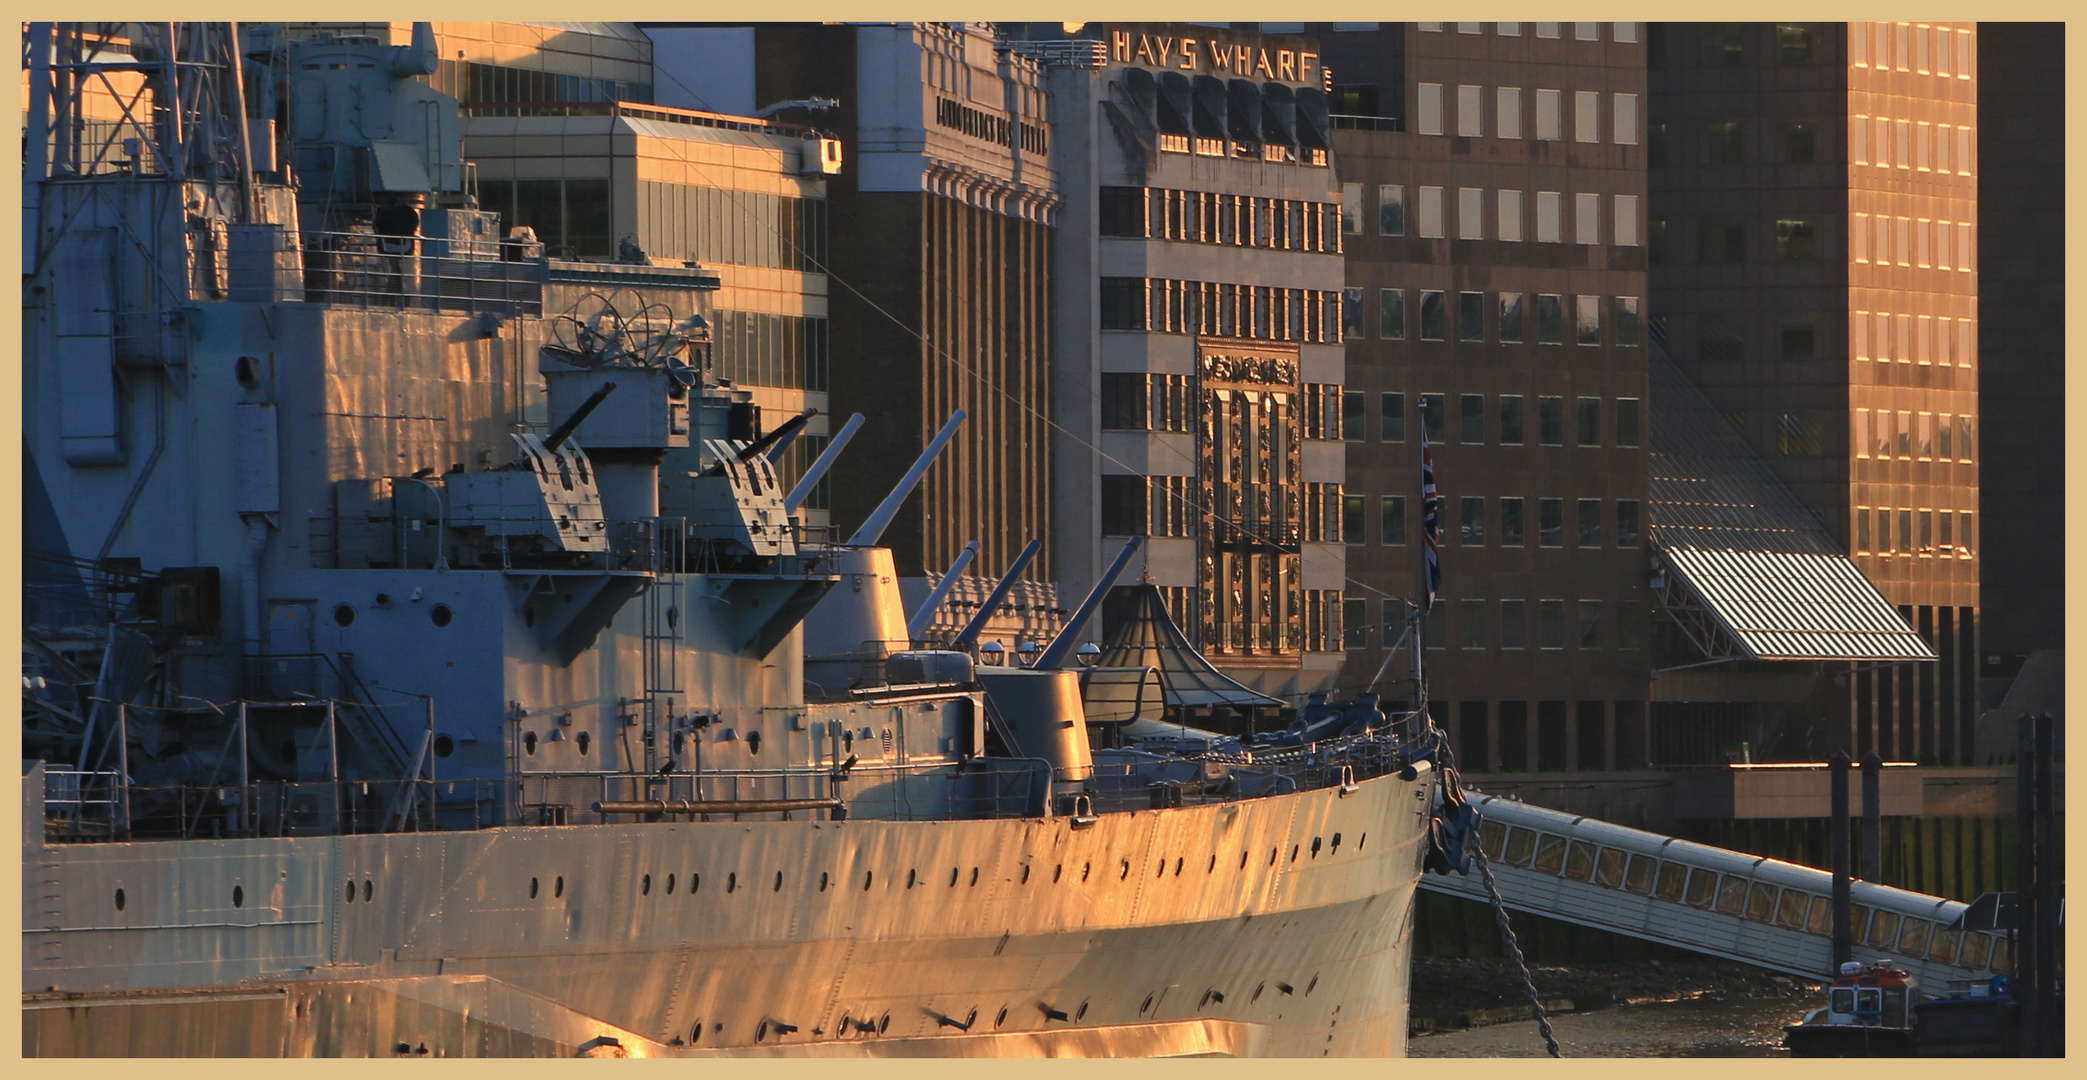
left=1648, top=348, right=1934, bottom=663
left=1096, top=584, right=1284, bottom=709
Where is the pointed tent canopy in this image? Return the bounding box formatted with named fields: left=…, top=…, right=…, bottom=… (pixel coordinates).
left=1095, top=584, right=1284, bottom=710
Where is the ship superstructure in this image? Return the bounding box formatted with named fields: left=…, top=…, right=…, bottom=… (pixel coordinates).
left=21, top=22, right=1444, bottom=1057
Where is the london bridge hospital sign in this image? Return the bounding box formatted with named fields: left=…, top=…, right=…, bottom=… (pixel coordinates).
left=1198, top=340, right=1300, bottom=391
left=1108, top=28, right=1322, bottom=87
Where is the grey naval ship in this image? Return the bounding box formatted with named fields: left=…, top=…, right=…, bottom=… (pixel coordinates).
left=21, top=23, right=1458, bottom=1057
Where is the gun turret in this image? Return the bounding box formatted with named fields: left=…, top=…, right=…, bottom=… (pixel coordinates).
left=708, top=407, right=816, bottom=474
left=907, top=540, right=980, bottom=643
left=846, top=410, right=966, bottom=547
left=542, top=380, right=617, bottom=455
left=951, top=539, right=1042, bottom=651
left=1035, top=536, right=1143, bottom=669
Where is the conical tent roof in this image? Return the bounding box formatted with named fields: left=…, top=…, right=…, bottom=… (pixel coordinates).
left=1094, top=584, right=1283, bottom=709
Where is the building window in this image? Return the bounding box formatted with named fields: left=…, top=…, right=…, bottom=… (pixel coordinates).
left=1700, top=120, right=1745, bottom=166
left=1782, top=122, right=1819, bottom=164
left=1701, top=23, right=1745, bottom=66
left=1417, top=83, right=1444, bottom=135
left=1616, top=499, right=1640, bottom=546
left=1423, top=601, right=1447, bottom=651
left=1649, top=218, right=1669, bottom=263
left=1500, top=497, right=1525, bottom=545
left=1100, top=277, right=1145, bottom=330
left=1536, top=191, right=1562, bottom=242
left=1575, top=296, right=1601, bottom=345
left=1461, top=497, right=1486, bottom=544
left=1378, top=185, right=1405, bottom=235
left=1777, top=23, right=1814, bottom=63
left=1342, top=287, right=1364, bottom=338
left=1101, top=475, right=1147, bottom=536
left=1501, top=600, right=1527, bottom=649
left=1775, top=219, right=1818, bottom=262
left=1613, top=296, right=1642, bottom=346
left=1780, top=321, right=1816, bottom=359
left=1100, top=372, right=1149, bottom=430
left=1457, top=84, right=1484, bottom=137
left=1577, top=600, right=1603, bottom=648
left=1497, top=87, right=1523, bottom=139
left=1613, top=195, right=1639, bottom=246
left=1421, top=394, right=1447, bottom=443
left=1536, top=22, right=1561, bottom=39
left=1574, top=194, right=1600, bottom=245
left=1460, top=600, right=1487, bottom=650
left=1343, top=494, right=1366, bottom=544
left=1575, top=91, right=1600, bottom=143
left=1499, top=395, right=1525, bottom=445
left=1495, top=293, right=1525, bottom=344
left=1099, top=186, right=1147, bottom=237
left=1460, top=393, right=1486, bottom=443
left=1418, top=186, right=1445, bottom=238
left=1699, top=220, right=1745, bottom=264
left=1572, top=397, right=1600, bottom=446
left=1578, top=499, right=1602, bottom=546
left=1535, top=89, right=1562, bottom=141
left=1615, top=398, right=1641, bottom=447
left=1779, top=411, right=1824, bottom=456
left=1382, top=496, right=1406, bottom=544
left=1458, top=188, right=1484, bottom=240
left=1613, top=93, right=1639, bottom=144
left=1498, top=189, right=1524, bottom=242
left=1343, top=597, right=1367, bottom=649
left=1536, top=294, right=1564, bottom=344
left=1458, top=292, right=1485, bottom=341
left=1419, top=290, right=1447, bottom=341
left=1575, top=22, right=1600, bottom=41
left=1341, top=183, right=1364, bottom=235
left=1379, top=289, right=1406, bottom=340
left=1538, top=398, right=1564, bottom=446
left=1381, top=392, right=1406, bottom=441
left=1538, top=599, right=1565, bottom=648
left=1339, top=390, right=1366, bottom=442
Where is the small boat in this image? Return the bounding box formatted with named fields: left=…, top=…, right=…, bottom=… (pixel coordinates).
left=1911, top=975, right=2019, bottom=1056
left=1782, top=960, right=1918, bottom=1057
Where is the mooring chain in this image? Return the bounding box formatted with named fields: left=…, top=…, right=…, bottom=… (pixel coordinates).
left=1470, top=837, right=1562, bottom=1057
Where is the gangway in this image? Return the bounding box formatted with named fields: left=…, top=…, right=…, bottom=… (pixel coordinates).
left=1422, top=791, right=2010, bottom=991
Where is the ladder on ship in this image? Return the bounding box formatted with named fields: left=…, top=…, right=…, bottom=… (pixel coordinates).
left=1424, top=792, right=2011, bottom=990
left=639, top=519, right=686, bottom=773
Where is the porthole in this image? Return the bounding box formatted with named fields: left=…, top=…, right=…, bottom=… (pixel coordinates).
left=995, top=1006, right=1009, bottom=1029
left=1174, top=857, right=1184, bottom=876
left=1141, top=994, right=1154, bottom=1015
left=333, top=603, right=356, bottom=628
left=950, top=868, right=960, bottom=887
left=1252, top=982, right=1265, bottom=1003
left=1290, top=845, right=1300, bottom=863
left=864, top=871, right=874, bottom=891
left=347, top=881, right=357, bottom=902
left=666, top=873, right=676, bottom=895
left=642, top=874, right=652, bottom=896
left=773, top=870, right=783, bottom=892
left=1331, top=832, right=1343, bottom=853
left=1120, top=859, right=1130, bottom=880
left=529, top=877, right=539, bottom=899
left=430, top=604, right=453, bottom=628
left=969, top=867, right=979, bottom=887
left=114, top=888, right=126, bottom=911
left=1306, top=974, right=1319, bottom=996
left=554, top=876, right=564, bottom=898
left=1359, top=833, right=1368, bottom=851
left=819, top=872, right=829, bottom=892
left=727, top=872, right=737, bottom=893
left=690, top=873, right=700, bottom=893
left=1075, top=1000, right=1089, bottom=1021
left=433, top=734, right=455, bottom=759
left=1241, top=850, right=1250, bottom=869
left=524, top=731, right=538, bottom=755
left=1020, top=865, right=1031, bottom=884
left=1154, top=859, right=1164, bottom=879
left=576, top=731, right=591, bottom=755
left=1053, top=863, right=1063, bottom=883
left=1081, top=861, right=1091, bottom=882
left=232, top=885, right=244, bottom=908
left=1269, top=848, right=1278, bottom=866
left=361, top=879, right=372, bottom=902
left=906, top=869, right=917, bottom=888
left=747, top=731, right=762, bottom=755
left=843, top=730, right=853, bottom=752
left=1208, top=854, right=1217, bottom=873
left=1310, top=837, right=1322, bottom=858
left=690, top=1023, right=702, bottom=1044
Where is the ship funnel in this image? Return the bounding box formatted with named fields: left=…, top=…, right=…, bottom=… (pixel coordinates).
left=1035, top=536, right=1142, bottom=669
left=784, top=412, right=863, bottom=515
left=845, top=410, right=966, bottom=547
left=907, top=540, right=980, bottom=643
left=951, top=539, right=1042, bottom=650
left=538, top=380, right=617, bottom=456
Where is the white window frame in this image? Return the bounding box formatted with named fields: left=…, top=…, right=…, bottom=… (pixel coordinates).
left=1498, top=22, right=1521, bottom=37
left=1417, top=82, right=1444, bottom=136
left=1612, top=93, right=1638, bottom=145
left=1457, top=84, right=1484, bottom=137
left=1574, top=193, right=1600, bottom=245
left=1536, top=191, right=1562, bottom=243
left=1575, top=91, right=1600, bottom=143
left=1419, top=185, right=1445, bottom=238
left=1457, top=22, right=1482, bottom=35
left=1614, top=22, right=1638, bottom=43
left=1458, top=187, right=1484, bottom=240
left=1497, top=87, right=1522, bottom=139
left=1575, top=22, right=1600, bottom=41
left=1536, top=89, right=1562, bottom=141
left=1417, top=22, right=1444, bottom=33
left=1498, top=189, right=1524, bottom=242
left=1613, top=194, right=1639, bottom=246
left=1536, top=22, right=1560, bottom=40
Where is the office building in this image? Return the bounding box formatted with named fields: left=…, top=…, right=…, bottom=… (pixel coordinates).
left=1011, top=22, right=1351, bottom=703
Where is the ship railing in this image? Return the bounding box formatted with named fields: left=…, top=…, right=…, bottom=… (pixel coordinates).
left=218, top=227, right=546, bottom=315
left=39, top=769, right=127, bottom=842
left=516, top=757, right=1051, bottom=825
left=36, top=775, right=507, bottom=842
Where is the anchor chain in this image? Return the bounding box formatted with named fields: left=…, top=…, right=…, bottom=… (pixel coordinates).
left=1471, top=836, right=1561, bottom=1057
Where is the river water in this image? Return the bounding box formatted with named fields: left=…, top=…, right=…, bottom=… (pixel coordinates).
left=1411, top=995, right=1807, bottom=1057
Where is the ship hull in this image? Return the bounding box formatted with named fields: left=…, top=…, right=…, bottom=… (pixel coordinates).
left=24, top=765, right=1433, bottom=1057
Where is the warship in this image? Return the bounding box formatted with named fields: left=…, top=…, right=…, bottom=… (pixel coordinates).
left=20, top=23, right=1454, bottom=1056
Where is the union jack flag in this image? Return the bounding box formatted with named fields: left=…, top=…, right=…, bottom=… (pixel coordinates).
left=1420, top=406, right=1441, bottom=610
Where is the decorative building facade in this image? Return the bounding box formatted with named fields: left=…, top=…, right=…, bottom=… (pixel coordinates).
left=1016, top=22, right=1351, bottom=703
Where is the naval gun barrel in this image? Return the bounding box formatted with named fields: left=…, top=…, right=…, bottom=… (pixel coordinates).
left=907, top=539, right=981, bottom=642
left=542, top=380, right=617, bottom=453
left=784, top=412, right=864, bottom=515
left=737, top=407, right=818, bottom=463
left=845, top=410, right=967, bottom=547
left=951, top=538, right=1042, bottom=650
left=1035, top=535, right=1143, bottom=669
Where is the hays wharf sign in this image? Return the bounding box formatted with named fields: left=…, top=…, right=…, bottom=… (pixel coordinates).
left=1108, top=28, right=1321, bottom=87
left=1199, top=340, right=1300, bottom=390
